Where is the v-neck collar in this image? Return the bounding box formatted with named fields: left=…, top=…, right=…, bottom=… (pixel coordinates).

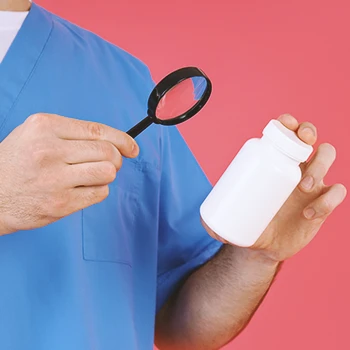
left=0, top=2, right=53, bottom=131
left=0, top=10, right=28, bottom=29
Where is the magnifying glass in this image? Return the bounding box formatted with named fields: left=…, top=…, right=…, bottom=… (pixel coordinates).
left=126, top=67, right=212, bottom=138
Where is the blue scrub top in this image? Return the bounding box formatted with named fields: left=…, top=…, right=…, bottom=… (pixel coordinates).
left=0, top=3, right=222, bottom=350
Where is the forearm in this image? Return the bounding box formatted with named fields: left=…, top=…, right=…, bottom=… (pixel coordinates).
left=155, top=244, right=281, bottom=350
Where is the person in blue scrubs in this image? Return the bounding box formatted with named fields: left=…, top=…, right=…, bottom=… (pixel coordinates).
left=0, top=1, right=347, bottom=350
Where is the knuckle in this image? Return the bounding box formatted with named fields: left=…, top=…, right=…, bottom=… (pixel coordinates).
left=103, top=162, right=117, bottom=182
left=26, top=113, right=50, bottom=129
left=30, top=140, right=53, bottom=165
left=100, top=141, right=114, bottom=160
left=90, top=186, right=109, bottom=205
left=85, top=165, right=99, bottom=180
left=87, top=122, right=104, bottom=139
left=99, top=185, right=110, bottom=200
left=85, top=162, right=116, bottom=183
left=49, top=193, right=69, bottom=216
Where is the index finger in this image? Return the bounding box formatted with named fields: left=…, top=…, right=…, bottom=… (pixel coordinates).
left=49, top=114, right=139, bottom=158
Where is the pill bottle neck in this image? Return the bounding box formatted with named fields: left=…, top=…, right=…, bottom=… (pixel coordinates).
left=261, top=135, right=302, bottom=166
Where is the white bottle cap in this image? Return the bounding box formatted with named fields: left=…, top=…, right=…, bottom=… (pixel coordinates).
left=263, top=119, right=313, bottom=162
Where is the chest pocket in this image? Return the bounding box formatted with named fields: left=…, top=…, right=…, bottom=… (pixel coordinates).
left=82, top=159, right=144, bottom=265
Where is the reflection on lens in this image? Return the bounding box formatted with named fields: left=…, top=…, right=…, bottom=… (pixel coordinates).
left=155, top=77, right=207, bottom=121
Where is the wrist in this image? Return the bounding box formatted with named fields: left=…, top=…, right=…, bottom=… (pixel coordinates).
left=224, top=244, right=281, bottom=270
left=218, top=245, right=282, bottom=291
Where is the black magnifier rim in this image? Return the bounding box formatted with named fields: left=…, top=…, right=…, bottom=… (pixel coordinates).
left=147, top=67, right=212, bottom=126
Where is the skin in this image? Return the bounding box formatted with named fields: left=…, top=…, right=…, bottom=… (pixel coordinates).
left=0, top=114, right=139, bottom=234
left=1, top=1, right=348, bottom=349
left=0, top=0, right=30, bottom=11
left=155, top=115, right=347, bottom=349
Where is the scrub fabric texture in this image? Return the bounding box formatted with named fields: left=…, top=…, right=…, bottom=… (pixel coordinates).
left=0, top=3, right=222, bottom=350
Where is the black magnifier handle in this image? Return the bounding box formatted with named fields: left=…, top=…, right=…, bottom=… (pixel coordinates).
left=126, top=116, right=153, bottom=138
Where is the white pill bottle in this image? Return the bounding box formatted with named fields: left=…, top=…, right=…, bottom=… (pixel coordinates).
left=200, top=119, right=313, bottom=247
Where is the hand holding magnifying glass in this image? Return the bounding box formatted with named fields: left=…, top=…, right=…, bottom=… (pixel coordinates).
left=126, top=67, right=212, bottom=138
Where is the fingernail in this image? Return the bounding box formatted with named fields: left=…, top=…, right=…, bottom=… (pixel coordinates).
left=132, top=142, right=139, bottom=155
left=301, top=176, right=314, bottom=191
left=279, top=113, right=293, bottom=120
left=302, top=127, right=315, bottom=137
left=304, top=208, right=316, bottom=219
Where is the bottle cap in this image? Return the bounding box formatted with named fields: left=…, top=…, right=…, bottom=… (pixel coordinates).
left=263, top=119, right=313, bottom=162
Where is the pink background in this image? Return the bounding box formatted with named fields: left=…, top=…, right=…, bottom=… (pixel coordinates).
left=36, top=0, right=350, bottom=349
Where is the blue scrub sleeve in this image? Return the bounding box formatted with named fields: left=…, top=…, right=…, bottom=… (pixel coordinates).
left=156, top=125, right=223, bottom=312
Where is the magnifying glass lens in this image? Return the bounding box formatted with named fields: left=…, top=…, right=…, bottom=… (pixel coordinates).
left=155, top=76, right=207, bottom=121
left=126, top=67, right=212, bottom=138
